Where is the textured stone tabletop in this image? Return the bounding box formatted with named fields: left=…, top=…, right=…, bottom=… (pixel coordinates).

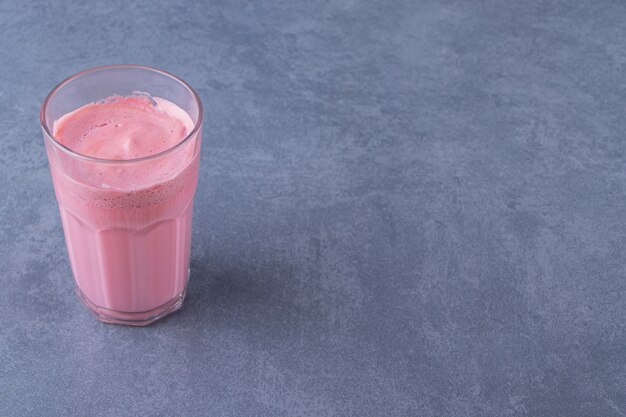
left=1, top=0, right=626, bottom=415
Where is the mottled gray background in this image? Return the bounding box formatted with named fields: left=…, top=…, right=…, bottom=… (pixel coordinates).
left=1, top=0, right=625, bottom=415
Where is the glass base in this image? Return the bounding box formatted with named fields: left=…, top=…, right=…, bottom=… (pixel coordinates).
left=76, top=284, right=187, bottom=326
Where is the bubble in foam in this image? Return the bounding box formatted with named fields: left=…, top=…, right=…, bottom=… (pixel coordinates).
left=131, top=90, right=158, bottom=106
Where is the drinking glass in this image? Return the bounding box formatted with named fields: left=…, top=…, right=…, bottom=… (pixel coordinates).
left=40, top=65, right=203, bottom=326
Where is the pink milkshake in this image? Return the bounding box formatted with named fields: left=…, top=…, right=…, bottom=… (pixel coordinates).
left=41, top=65, right=203, bottom=325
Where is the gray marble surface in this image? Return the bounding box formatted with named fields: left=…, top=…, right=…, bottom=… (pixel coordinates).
left=1, top=0, right=626, bottom=415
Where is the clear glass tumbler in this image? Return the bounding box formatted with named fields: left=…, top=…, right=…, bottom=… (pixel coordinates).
left=40, top=65, right=203, bottom=326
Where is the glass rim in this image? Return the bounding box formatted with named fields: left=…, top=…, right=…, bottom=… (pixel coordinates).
left=40, top=64, right=203, bottom=165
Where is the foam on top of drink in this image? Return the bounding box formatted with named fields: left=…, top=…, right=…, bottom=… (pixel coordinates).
left=49, top=95, right=199, bottom=206
left=53, top=94, right=194, bottom=160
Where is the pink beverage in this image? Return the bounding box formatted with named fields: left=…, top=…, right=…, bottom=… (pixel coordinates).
left=40, top=66, right=203, bottom=326
left=52, top=96, right=197, bottom=319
